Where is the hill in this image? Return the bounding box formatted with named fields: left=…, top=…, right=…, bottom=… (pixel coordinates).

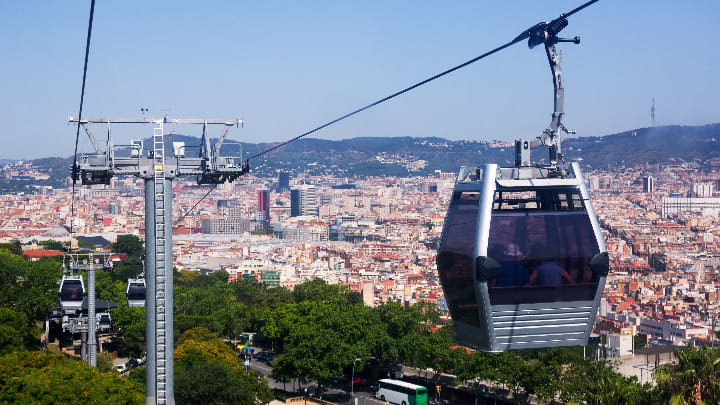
left=26, top=123, right=720, bottom=181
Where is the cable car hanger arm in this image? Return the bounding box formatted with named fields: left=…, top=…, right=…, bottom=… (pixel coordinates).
left=249, top=0, right=600, bottom=163
left=513, top=0, right=598, bottom=168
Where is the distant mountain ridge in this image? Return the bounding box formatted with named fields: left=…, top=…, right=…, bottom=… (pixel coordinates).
left=29, top=123, right=720, bottom=180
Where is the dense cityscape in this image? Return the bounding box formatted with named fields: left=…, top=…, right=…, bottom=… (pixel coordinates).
left=2, top=1, right=719, bottom=404
left=3, top=142, right=720, bottom=403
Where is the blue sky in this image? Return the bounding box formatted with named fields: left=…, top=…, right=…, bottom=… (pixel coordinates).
left=0, top=1, right=718, bottom=159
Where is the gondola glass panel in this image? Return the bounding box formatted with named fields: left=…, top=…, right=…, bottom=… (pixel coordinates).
left=59, top=277, right=85, bottom=312
left=437, top=192, right=480, bottom=327
left=60, top=280, right=84, bottom=301
left=126, top=279, right=146, bottom=307
left=487, top=211, right=600, bottom=305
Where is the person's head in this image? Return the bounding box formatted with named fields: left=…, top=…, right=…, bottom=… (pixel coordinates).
left=503, top=243, right=523, bottom=259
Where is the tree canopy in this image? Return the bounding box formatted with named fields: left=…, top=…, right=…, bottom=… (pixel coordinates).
left=174, top=328, right=273, bottom=405
left=0, top=351, right=143, bottom=404
left=0, top=249, right=62, bottom=320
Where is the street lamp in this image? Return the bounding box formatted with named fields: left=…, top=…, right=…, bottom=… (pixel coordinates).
left=351, top=358, right=362, bottom=398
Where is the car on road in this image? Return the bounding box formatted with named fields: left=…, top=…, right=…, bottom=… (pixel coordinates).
left=253, top=351, right=271, bottom=361
left=391, top=363, right=404, bottom=379
left=125, top=358, right=139, bottom=368
left=113, top=364, right=126, bottom=373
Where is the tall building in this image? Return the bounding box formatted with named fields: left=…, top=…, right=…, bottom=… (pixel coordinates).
left=692, top=182, right=713, bottom=197
left=290, top=185, right=318, bottom=217
left=256, top=189, right=270, bottom=228
left=278, top=172, right=290, bottom=192
left=108, top=203, right=119, bottom=215
left=642, top=176, right=655, bottom=193
left=201, top=207, right=251, bottom=234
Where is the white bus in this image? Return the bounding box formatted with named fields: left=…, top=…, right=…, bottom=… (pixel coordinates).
left=375, top=379, right=428, bottom=405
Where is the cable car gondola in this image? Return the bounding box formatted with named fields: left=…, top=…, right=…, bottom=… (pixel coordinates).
left=97, top=312, right=112, bottom=332
left=437, top=6, right=608, bottom=352
left=126, top=277, right=146, bottom=308
left=59, top=275, right=85, bottom=313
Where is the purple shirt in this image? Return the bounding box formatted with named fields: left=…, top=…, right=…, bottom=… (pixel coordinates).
left=535, top=262, right=565, bottom=286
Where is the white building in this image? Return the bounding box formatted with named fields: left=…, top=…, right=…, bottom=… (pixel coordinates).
left=692, top=182, right=714, bottom=197
left=662, top=197, right=720, bottom=217
left=607, top=333, right=633, bottom=357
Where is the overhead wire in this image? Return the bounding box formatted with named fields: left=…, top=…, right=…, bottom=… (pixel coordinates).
left=247, top=0, right=600, bottom=161
left=174, top=184, right=218, bottom=226
left=70, top=0, right=97, bottom=234
left=181, top=36, right=524, bottom=220
left=166, top=0, right=602, bottom=221
left=247, top=38, right=524, bottom=161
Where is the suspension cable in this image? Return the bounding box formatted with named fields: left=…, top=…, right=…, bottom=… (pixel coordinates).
left=70, top=0, right=96, bottom=234
left=173, top=0, right=601, bottom=221
left=248, top=38, right=522, bottom=161
left=174, top=184, right=218, bottom=226
left=181, top=38, right=524, bottom=220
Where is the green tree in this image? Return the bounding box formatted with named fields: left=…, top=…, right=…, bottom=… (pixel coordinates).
left=0, top=241, right=22, bottom=256
left=656, top=346, right=720, bottom=405
left=376, top=301, right=423, bottom=340
left=111, top=257, right=144, bottom=283
left=178, top=326, right=218, bottom=344
left=95, top=269, right=126, bottom=304
left=292, top=278, right=360, bottom=306
left=269, top=299, right=378, bottom=385
left=77, top=239, right=97, bottom=249
left=0, top=350, right=143, bottom=404
left=97, top=351, right=115, bottom=373
left=561, top=358, right=658, bottom=405
left=111, top=234, right=145, bottom=258
left=0, top=250, right=63, bottom=320
left=38, top=239, right=64, bottom=251
left=174, top=332, right=272, bottom=404
left=0, top=308, right=36, bottom=355
left=112, top=306, right=146, bottom=357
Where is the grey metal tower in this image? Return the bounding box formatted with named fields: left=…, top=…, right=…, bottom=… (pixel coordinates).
left=70, top=116, right=248, bottom=405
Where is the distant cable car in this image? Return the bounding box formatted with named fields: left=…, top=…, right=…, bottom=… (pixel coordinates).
left=97, top=312, right=112, bottom=332
left=59, top=275, right=85, bottom=313
left=126, top=277, right=146, bottom=308
left=437, top=7, right=608, bottom=351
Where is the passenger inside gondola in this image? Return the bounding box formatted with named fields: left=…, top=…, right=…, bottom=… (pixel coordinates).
left=491, top=244, right=530, bottom=287
left=527, top=243, right=575, bottom=286
left=61, top=282, right=83, bottom=300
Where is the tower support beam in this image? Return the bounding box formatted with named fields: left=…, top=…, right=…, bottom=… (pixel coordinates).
left=71, top=116, right=247, bottom=405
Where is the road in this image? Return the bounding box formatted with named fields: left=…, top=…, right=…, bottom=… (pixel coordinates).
left=246, top=350, right=489, bottom=404
left=246, top=353, right=387, bottom=405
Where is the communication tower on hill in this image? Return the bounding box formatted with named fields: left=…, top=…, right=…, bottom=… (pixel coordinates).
left=651, top=98, right=656, bottom=127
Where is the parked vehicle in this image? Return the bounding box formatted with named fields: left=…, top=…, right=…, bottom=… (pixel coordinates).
left=376, top=379, right=428, bottom=405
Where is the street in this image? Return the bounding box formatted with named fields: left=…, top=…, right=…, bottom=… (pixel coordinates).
left=246, top=352, right=387, bottom=405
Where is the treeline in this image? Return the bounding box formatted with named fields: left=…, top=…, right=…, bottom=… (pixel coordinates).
left=164, top=267, right=720, bottom=404
left=0, top=243, right=145, bottom=403
left=4, top=240, right=720, bottom=404
left=0, top=238, right=273, bottom=404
